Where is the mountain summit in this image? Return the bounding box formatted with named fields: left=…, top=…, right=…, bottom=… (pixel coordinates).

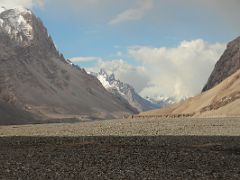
left=0, top=8, right=137, bottom=124
left=0, top=7, right=37, bottom=45
left=89, top=69, right=171, bottom=112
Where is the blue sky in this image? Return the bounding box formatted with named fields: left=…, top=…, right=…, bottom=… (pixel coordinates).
left=31, top=0, right=239, bottom=60
left=1, top=0, right=240, bottom=98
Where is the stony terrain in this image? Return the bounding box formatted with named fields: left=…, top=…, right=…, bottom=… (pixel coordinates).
left=1, top=118, right=240, bottom=179
left=1, top=117, right=240, bottom=136
left=1, top=136, right=240, bottom=179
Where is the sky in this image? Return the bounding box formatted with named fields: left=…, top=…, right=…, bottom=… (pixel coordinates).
left=1, top=0, right=240, bottom=99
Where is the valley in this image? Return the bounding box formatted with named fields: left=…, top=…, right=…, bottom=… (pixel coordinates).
left=0, top=2, right=240, bottom=179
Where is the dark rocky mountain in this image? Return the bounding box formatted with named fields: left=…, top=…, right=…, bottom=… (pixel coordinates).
left=0, top=8, right=137, bottom=124
left=202, top=36, right=240, bottom=92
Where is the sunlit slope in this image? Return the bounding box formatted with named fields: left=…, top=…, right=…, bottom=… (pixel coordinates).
left=141, top=69, right=240, bottom=117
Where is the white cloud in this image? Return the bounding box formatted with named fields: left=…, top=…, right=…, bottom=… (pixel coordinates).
left=109, top=0, right=153, bottom=25
left=80, top=39, right=225, bottom=99
left=0, top=0, right=44, bottom=9
left=128, top=39, right=226, bottom=99
left=87, top=59, right=150, bottom=93
left=70, top=56, right=101, bottom=63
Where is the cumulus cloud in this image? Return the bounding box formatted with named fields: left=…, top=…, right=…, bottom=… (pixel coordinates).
left=129, top=39, right=226, bottom=99
left=109, top=0, right=153, bottom=25
left=82, top=39, right=225, bottom=99
left=0, top=0, right=44, bottom=9
left=87, top=59, right=150, bottom=93
left=73, top=39, right=226, bottom=99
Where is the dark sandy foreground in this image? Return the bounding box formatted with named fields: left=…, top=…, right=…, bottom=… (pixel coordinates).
left=1, top=136, right=240, bottom=179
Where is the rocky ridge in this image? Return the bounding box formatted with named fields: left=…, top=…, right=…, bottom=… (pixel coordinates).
left=0, top=7, right=137, bottom=124
left=202, top=37, right=240, bottom=92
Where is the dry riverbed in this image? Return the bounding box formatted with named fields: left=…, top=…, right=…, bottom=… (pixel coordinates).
left=1, top=117, right=240, bottom=179
left=1, top=117, right=240, bottom=136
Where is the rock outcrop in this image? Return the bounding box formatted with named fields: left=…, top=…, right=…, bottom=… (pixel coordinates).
left=202, top=37, right=240, bottom=92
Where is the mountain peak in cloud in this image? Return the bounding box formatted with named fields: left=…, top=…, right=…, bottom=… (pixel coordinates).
left=89, top=68, right=168, bottom=112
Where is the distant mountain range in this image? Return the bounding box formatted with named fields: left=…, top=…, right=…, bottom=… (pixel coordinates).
left=141, top=36, right=240, bottom=117
left=89, top=69, right=174, bottom=112
left=0, top=7, right=137, bottom=124
left=145, top=96, right=176, bottom=107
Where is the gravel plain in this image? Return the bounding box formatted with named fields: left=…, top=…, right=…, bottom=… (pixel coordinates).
left=1, top=117, right=240, bottom=179
left=1, top=117, right=240, bottom=136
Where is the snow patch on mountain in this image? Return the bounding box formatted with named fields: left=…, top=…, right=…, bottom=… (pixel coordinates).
left=91, top=69, right=128, bottom=97
left=89, top=69, right=173, bottom=112
left=0, top=7, right=33, bottom=44
left=145, top=96, right=176, bottom=107
left=0, top=6, right=6, bottom=13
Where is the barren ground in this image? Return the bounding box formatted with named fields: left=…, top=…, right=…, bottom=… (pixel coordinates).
left=1, top=117, right=240, bottom=136
left=1, top=117, right=240, bottom=179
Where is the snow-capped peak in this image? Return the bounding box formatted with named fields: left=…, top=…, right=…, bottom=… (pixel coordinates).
left=145, top=96, right=176, bottom=106
left=0, top=6, right=7, bottom=13
left=99, top=69, right=116, bottom=82
left=96, top=68, right=134, bottom=96
left=0, top=6, right=33, bottom=44
left=12, top=7, right=32, bottom=14
left=0, top=6, right=31, bottom=14
left=89, top=69, right=172, bottom=112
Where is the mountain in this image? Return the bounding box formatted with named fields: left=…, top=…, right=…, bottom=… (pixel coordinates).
left=141, top=37, right=240, bottom=117
left=141, top=69, right=240, bottom=117
left=145, top=96, right=176, bottom=108
left=89, top=69, right=170, bottom=112
left=0, top=7, right=137, bottom=124
left=0, top=100, right=37, bottom=125
left=202, top=37, right=240, bottom=92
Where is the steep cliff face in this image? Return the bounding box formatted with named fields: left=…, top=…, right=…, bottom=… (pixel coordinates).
left=0, top=8, right=137, bottom=124
left=202, top=37, right=240, bottom=92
